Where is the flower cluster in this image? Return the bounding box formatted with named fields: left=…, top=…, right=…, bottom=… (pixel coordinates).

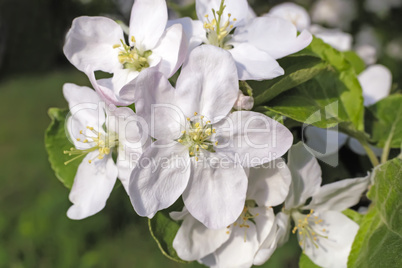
left=54, top=0, right=381, bottom=267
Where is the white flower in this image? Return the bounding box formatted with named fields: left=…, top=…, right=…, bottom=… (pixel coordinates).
left=120, top=45, right=293, bottom=229
left=63, top=83, right=147, bottom=219
left=261, top=142, right=369, bottom=268
left=309, top=25, right=352, bottom=52
left=364, top=0, right=402, bottom=17
left=311, top=0, right=356, bottom=30
left=305, top=64, right=392, bottom=157
left=63, top=0, right=187, bottom=105
left=169, top=0, right=312, bottom=80
left=171, top=159, right=291, bottom=267
left=266, top=2, right=311, bottom=32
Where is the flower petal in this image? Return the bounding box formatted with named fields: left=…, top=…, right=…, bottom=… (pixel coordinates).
left=234, top=16, right=312, bottom=59
left=267, top=2, right=311, bottom=32
left=120, top=68, right=185, bottom=140
left=87, top=71, right=133, bottom=106
left=173, top=213, right=230, bottom=261
left=67, top=153, right=118, bottom=220
left=129, top=0, right=168, bottom=50
left=348, top=138, right=383, bottom=157
left=215, top=111, right=293, bottom=167
left=285, top=142, right=322, bottom=209
left=229, top=43, right=284, bottom=80
left=246, top=159, right=291, bottom=207
left=63, top=83, right=106, bottom=149
left=175, top=45, right=239, bottom=123
left=305, top=175, right=370, bottom=212
left=213, top=220, right=259, bottom=268
left=183, top=157, right=248, bottom=229
left=304, top=126, right=348, bottom=156
left=303, top=211, right=359, bottom=268
left=63, top=16, right=123, bottom=73
left=358, top=64, right=392, bottom=106
left=152, top=23, right=188, bottom=78
left=251, top=207, right=276, bottom=244
left=167, top=18, right=206, bottom=52
left=309, top=24, right=352, bottom=51
left=129, top=140, right=191, bottom=217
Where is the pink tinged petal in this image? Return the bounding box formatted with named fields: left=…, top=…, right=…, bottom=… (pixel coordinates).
left=67, top=153, right=118, bottom=220
left=183, top=158, right=248, bottom=229
left=348, top=138, right=383, bottom=157
left=229, top=43, right=284, bottom=81
left=63, top=83, right=106, bottom=149
left=246, top=159, right=291, bottom=207
left=152, top=24, right=188, bottom=78
left=358, top=64, right=392, bottom=106
left=87, top=71, right=133, bottom=106
left=302, top=211, right=359, bottom=268
left=215, top=111, right=293, bottom=167
left=63, top=16, right=123, bottom=73
left=196, top=0, right=249, bottom=26
left=213, top=220, right=259, bottom=268
left=175, top=45, right=239, bottom=123
left=129, top=0, right=168, bottom=50
left=304, top=126, right=348, bottom=156
left=235, top=17, right=312, bottom=59
left=120, top=69, right=185, bottom=140
left=173, top=213, right=230, bottom=261
left=167, top=18, right=206, bottom=52
left=305, top=175, right=370, bottom=212
left=129, top=141, right=191, bottom=217
left=285, top=142, right=322, bottom=209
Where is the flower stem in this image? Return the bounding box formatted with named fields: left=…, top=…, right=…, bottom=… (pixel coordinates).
left=360, top=140, right=380, bottom=167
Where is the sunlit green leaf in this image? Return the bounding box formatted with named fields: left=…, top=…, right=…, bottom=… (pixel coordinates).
left=45, top=108, right=78, bottom=189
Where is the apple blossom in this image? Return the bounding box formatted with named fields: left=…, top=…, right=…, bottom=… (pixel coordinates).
left=63, top=83, right=147, bottom=219
left=171, top=159, right=291, bottom=267
left=260, top=143, right=369, bottom=268
left=120, top=45, right=293, bottom=229
left=169, top=0, right=312, bottom=80
left=63, top=0, right=187, bottom=105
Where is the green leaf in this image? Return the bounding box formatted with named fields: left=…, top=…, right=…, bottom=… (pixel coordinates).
left=368, top=94, right=402, bottom=148
left=367, top=158, right=402, bottom=237
left=262, top=70, right=364, bottom=131
left=167, top=2, right=197, bottom=19
left=348, top=207, right=402, bottom=268
left=45, top=108, right=78, bottom=189
left=342, top=209, right=364, bottom=225
left=250, top=56, right=328, bottom=105
left=258, top=37, right=365, bottom=133
left=148, top=200, right=187, bottom=264
left=343, top=51, right=366, bottom=74
left=299, top=253, right=321, bottom=268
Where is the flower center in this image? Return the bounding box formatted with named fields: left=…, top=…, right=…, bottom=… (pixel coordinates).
left=226, top=200, right=259, bottom=241
left=113, top=37, right=152, bottom=72
left=177, top=112, right=217, bottom=161
left=291, top=209, right=328, bottom=252
left=64, top=126, right=118, bottom=165
left=203, top=0, right=236, bottom=49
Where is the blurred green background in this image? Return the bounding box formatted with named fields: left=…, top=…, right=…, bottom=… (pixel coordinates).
left=0, top=0, right=400, bottom=267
